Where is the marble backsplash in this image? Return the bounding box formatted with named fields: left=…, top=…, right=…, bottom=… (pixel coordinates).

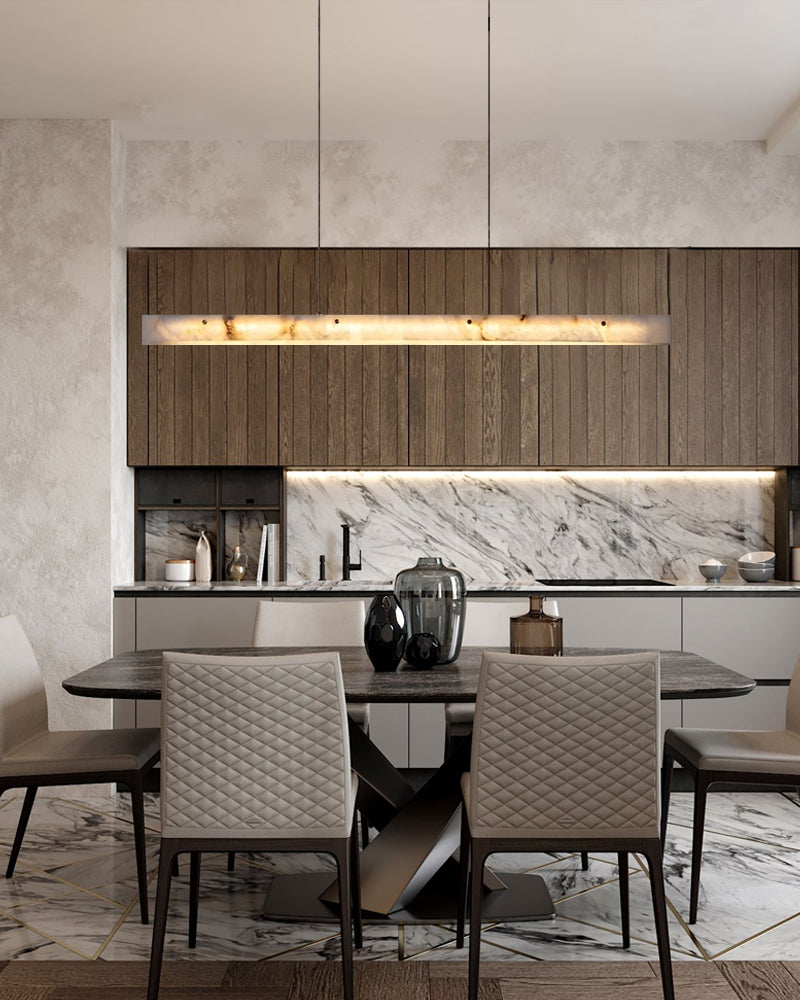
left=284, top=471, right=774, bottom=585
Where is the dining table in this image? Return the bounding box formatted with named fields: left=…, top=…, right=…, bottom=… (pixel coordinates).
left=63, top=645, right=755, bottom=924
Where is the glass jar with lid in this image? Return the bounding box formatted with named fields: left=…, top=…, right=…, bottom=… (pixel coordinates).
left=394, top=557, right=466, bottom=663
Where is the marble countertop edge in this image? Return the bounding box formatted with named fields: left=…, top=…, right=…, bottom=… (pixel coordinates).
left=115, top=579, right=800, bottom=595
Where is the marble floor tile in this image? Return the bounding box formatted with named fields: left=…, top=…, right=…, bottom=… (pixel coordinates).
left=1, top=789, right=800, bottom=965
left=665, top=791, right=800, bottom=850
left=660, top=823, right=800, bottom=957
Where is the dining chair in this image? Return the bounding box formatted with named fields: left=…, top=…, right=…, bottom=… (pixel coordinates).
left=457, top=650, right=674, bottom=1000
left=661, top=653, right=800, bottom=924
left=0, top=614, right=159, bottom=924
left=147, top=650, right=362, bottom=1000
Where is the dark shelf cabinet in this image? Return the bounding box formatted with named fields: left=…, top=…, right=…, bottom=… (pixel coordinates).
left=135, top=467, right=284, bottom=582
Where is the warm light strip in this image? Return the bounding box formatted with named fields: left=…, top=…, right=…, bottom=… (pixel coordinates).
left=143, top=314, right=671, bottom=347
left=288, top=470, right=774, bottom=482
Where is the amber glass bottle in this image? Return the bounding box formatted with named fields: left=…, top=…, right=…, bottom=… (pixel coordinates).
left=509, top=596, right=563, bottom=656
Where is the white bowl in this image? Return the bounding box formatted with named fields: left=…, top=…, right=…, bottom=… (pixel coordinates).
left=738, top=563, right=774, bottom=582
left=739, top=551, right=776, bottom=564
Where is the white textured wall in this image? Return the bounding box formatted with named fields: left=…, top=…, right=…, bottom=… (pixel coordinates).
left=0, top=121, right=113, bottom=730
left=127, top=138, right=800, bottom=247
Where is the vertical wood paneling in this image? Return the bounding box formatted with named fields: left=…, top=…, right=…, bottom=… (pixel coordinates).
left=126, top=251, right=150, bottom=464
left=154, top=251, right=176, bottom=465
left=464, top=250, right=486, bottom=466
left=244, top=250, right=266, bottom=465
left=206, top=249, right=228, bottom=464
left=172, top=252, right=194, bottom=465
left=224, top=249, right=248, bottom=465
left=669, top=248, right=798, bottom=466
left=189, top=249, right=211, bottom=464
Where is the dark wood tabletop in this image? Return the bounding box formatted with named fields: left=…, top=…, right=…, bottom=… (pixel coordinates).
left=62, top=646, right=755, bottom=702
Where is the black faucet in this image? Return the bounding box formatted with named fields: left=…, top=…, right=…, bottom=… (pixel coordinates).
left=341, top=524, right=362, bottom=581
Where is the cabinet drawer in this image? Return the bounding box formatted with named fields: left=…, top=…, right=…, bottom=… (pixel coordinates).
left=138, top=468, right=216, bottom=506
left=219, top=469, right=281, bottom=507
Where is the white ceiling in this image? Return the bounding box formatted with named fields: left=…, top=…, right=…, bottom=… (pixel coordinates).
left=1, top=0, right=800, bottom=150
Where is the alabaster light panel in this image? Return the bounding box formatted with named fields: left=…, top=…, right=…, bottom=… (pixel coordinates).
left=143, top=314, right=670, bottom=346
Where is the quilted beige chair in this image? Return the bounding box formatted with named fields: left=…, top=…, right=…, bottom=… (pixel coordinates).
left=457, top=651, right=674, bottom=1000
left=0, top=615, right=159, bottom=924
left=251, top=598, right=370, bottom=733
left=147, top=650, right=362, bottom=1000
left=661, top=653, right=800, bottom=924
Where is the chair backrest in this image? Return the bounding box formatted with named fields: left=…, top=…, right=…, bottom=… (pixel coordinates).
left=785, top=654, right=800, bottom=733
left=160, top=650, right=353, bottom=840
left=0, top=615, right=49, bottom=757
left=468, top=650, right=661, bottom=841
left=251, top=598, right=367, bottom=647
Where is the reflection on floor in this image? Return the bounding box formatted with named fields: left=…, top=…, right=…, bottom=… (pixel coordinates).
left=0, top=789, right=798, bottom=963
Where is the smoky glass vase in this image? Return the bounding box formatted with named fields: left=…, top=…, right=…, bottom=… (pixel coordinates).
left=394, top=557, right=466, bottom=664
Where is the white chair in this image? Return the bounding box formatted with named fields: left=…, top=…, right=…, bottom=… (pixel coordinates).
left=251, top=599, right=370, bottom=732
left=662, top=653, right=800, bottom=923
left=147, top=650, right=361, bottom=1000
left=0, top=615, right=159, bottom=924
left=443, top=599, right=529, bottom=756
left=457, top=651, right=674, bottom=1000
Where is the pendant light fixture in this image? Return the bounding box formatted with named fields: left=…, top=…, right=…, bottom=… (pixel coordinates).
left=144, top=1, right=670, bottom=348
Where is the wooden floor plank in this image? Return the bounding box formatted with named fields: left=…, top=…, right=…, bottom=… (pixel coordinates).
left=500, top=981, right=736, bottom=1000
left=355, top=960, right=430, bottom=999
left=720, top=961, right=800, bottom=1000
left=45, top=990, right=285, bottom=1000
left=287, top=962, right=346, bottom=1000
left=431, top=976, right=502, bottom=1000
left=648, top=961, right=726, bottom=984
left=222, top=961, right=295, bottom=988
left=0, top=961, right=230, bottom=988
left=0, top=988, right=53, bottom=1000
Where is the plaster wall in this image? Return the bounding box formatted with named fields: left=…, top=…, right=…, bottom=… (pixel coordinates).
left=127, top=138, right=800, bottom=247
left=0, top=120, right=114, bottom=730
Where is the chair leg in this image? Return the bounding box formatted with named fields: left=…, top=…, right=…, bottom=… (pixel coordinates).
left=360, top=811, right=369, bottom=849
left=227, top=852, right=235, bottom=872
left=456, top=805, right=470, bottom=949
left=643, top=841, right=675, bottom=1000
left=580, top=851, right=589, bottom=871
left=660, top=753, right=675, bottom=843
left=689, top=774, right=710, bottom=924
left=335, top=843, right=354, bottom=1000
left=189, top=852, right=201, bottom=948
left=350, top=819, right=363, bottom=950
left=127, top=774, right=150, bottom=924
left=468, top=841, right=487, bottom=1000
left=5, top=786, right=37, bottom=878
left=147, top=841, right=177, bottom=1000
left=618, top=852, right=630, bottom=948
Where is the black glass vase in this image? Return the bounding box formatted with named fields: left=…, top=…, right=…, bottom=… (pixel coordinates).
left=364, top=593, right=407, bottom=672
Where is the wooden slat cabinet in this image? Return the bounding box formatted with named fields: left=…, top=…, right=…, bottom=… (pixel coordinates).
left=536, top=248, right=670, bottom=466
left=669, top=249, right=799, bottom=466
left=278, top=249, right=410, bottom=467
left=128, top=248, right=283, bottom=466
left=407, top=249, right=539, bottom=466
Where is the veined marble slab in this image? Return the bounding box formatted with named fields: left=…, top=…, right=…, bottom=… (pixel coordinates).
left=284, top=471, right=773, bottom=584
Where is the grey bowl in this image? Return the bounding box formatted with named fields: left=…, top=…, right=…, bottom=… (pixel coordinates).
left=699, top=563, right=726, bottom=582
left=737, top=563, right=774, bottom=582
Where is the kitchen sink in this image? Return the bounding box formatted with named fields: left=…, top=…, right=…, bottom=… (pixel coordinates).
left=538, top=578, right=674, bottom=587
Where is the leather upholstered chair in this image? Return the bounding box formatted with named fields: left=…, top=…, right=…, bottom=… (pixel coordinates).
left=251, top=598, right=370, bottom=734
left=661, top=653, right=800, bottom=924
left=457, top=651, right=674, bottom=1000
left=0, top=615, right=159, bottom=924
left=148, top=650, right=362, bottom=1000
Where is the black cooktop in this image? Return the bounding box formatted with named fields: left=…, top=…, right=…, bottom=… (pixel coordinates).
left=538, top=578, right=673, bottom=587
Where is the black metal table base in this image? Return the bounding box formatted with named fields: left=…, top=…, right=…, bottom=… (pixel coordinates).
left=261, top=870, right=555, bottom=925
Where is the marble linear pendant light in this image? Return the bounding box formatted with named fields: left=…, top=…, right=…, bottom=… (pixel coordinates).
left=143, top=1, right=670, bottom=350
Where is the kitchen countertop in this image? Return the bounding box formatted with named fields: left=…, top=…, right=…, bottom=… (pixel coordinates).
left=115, top=579, right=800, bottom=595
